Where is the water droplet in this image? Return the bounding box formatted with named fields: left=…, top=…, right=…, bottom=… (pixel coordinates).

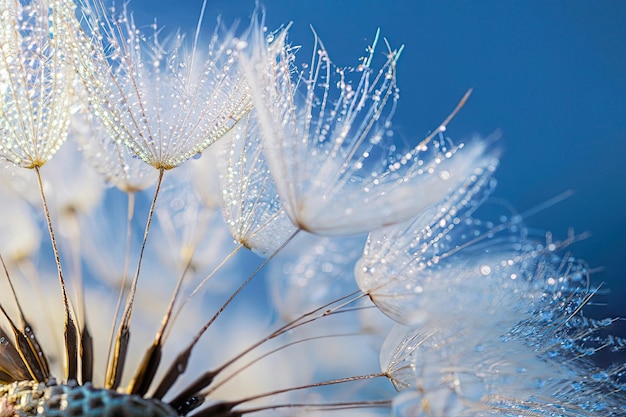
left=592, top=371, right=609, bottom=382
left=193, top=152, right=202, bottom=160
left=479, top=264, right=491, bottom=276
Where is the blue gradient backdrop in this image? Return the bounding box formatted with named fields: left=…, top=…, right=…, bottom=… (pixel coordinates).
left=128, top=1, right=626, bottom=329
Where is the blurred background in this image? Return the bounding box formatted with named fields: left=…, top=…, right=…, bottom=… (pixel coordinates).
left=126, top=0, right=626, bottom=327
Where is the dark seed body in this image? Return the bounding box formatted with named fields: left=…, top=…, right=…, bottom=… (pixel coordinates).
left=0, top=380, right=177, bottom=417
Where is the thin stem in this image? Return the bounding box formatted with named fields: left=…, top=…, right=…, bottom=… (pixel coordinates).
left=0, top=254, right=29, bottom=327
left=224, top=289, right=365, bottom=373
left=234, top=400, right=392, bottom=415
left=194, top=373, right=387, bottom=416
left=104, top=191, right=136, bottom=383
left=204, top=333, right=363, bottom=398
left=34, top=166, right=79, bottom=381
left=0, top=254, right=48, bottom=381
left=231, top=373, right=387, bottom=405
left=106, top=168, right=164, bottom=390
left=61, top=208, right=94, bottom=384
left=127, top=237, right=196, bottom=396
left=166, top=288, right=368, bottom=413
left=166, top=243, right=244, bottom=340
left=63, top=209, right=85, bottom=332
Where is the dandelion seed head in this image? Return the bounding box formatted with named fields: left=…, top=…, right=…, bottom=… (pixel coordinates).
left=0, top=2, right=623, bottom=417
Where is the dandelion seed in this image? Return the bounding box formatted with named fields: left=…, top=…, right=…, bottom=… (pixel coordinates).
left=57, top=1, right=264, bottom=390
left=66, top=0, right=253, bottom=170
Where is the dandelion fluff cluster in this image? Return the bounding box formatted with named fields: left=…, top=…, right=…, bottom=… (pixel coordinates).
left=0, top=1, right=624, bottom=417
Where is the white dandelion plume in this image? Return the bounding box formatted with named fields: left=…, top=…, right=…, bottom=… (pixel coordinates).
left=0, top=0, right=74, bottom=169
left=241, top=26, right=496, bottom=236
left=216, top=109, right=297, bottom=256
left=0, top=0, right=85, bottom=382
left=66, top=0, right=253, bottom=170
left=355, top=147, right=499, bottom=325
left=377, top=219, right=626, bottom=416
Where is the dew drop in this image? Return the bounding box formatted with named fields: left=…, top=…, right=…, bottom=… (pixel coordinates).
left=592, top=371, right=609, bottom=382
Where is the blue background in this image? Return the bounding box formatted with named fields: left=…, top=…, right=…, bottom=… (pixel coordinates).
left=127, top=1, right=626, bottom=327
